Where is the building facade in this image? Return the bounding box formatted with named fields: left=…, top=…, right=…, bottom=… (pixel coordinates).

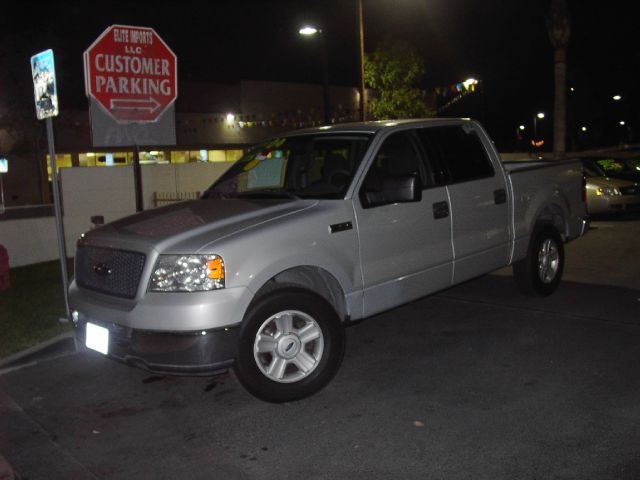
left=1, top=79, right=365, bottom=208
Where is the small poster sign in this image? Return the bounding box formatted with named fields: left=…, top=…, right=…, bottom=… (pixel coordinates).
left=31, top=49, right=59, bottom=120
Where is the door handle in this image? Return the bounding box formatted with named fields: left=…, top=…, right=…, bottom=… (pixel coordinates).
left=432, top=201, right=449, bottom=219
left=494, top=189, right=507, bottom=205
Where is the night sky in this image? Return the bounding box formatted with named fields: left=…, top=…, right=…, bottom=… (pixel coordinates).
left=1, top=0, right=636, bottom=150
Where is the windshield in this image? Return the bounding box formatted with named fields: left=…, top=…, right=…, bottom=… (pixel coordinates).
left=203, top=134, right=372, bottom=200
left=582, top=160, right=606, bottom=177
left=594, top=158, right=629, bottom=174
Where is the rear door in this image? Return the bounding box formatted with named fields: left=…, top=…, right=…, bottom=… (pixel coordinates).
left=416, top=123, right=510, bottom=283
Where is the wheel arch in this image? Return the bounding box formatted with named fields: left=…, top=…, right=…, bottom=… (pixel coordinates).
left=251, top=266, right=349, bottom=322
left=534, top=203, right=568, bottom=240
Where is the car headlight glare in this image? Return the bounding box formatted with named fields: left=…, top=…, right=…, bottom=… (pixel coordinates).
left=595, top=187, right=621, bottom=196
left=150, top=254, right=225, bottom=292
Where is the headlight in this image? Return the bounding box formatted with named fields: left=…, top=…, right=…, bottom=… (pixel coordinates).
left=595, top=187, right=621, bottom=196
left=150, top=254, right=225, bottom=292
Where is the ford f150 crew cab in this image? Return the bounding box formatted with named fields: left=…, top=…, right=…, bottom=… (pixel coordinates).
left=70, top=119, right=588, bottom=402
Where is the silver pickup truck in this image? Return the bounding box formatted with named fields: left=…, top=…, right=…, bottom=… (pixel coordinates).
left=69, top=119, right=588, bottom=402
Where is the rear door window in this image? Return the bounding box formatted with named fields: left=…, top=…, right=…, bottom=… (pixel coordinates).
left=416, top=125, right=494, bottom=184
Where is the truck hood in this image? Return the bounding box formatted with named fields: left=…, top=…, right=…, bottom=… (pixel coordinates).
left=81, top=199, right=318, bottom=253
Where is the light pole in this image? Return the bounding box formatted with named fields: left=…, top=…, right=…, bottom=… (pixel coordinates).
left=357, top=0, right=366, bottom=121
left=533, top=112, right=545, bottom=146
left=299, top=25, right=331, bottom=125
left=516, top=125, right=526, bottom=145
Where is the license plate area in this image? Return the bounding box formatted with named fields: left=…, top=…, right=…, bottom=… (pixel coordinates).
left=86, top=322, right=109, bottom=355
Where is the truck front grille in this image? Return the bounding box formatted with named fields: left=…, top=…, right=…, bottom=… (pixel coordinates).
left=76, top=246, right=146, bottom=299
left=620, top=186, right=640, bottom=195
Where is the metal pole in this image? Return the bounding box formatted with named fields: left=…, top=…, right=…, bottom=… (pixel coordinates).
left=357, top=0, right=366, bottom=121
left=46, top=117, right=70, bottom=320
left=0, top=173, right=5, bottom=214
left=320, top=33, right=331, bottom=124
left=133, top=144, right=143, bottom=212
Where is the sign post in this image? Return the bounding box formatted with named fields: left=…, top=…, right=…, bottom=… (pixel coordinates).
left=30, top=49, right=70, bottom=321
left=84, top=25, right=178, bottom=212
left=0, top=158, right=7, bottom=214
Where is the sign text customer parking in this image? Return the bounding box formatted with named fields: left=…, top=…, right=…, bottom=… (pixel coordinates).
left=84, top=25, right=177, bottom=123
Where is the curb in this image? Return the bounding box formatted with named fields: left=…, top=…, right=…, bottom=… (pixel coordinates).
left=0, top=331, right=74, bottom=370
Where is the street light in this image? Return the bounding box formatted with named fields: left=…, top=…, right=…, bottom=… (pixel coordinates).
left=463, top=78, right=478, bottom=90
left=299, top=25, right=330, bottom=124
left=299, top=26, right=318, bottom=36
left=613, top=95, right=622, bottom=101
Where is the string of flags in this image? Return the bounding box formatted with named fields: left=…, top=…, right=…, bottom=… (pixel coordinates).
left=434, top=78, right=479, bottom=98
left=435, top=78, right=480, bottom=113
left=177, top=108, right=361, bottom=132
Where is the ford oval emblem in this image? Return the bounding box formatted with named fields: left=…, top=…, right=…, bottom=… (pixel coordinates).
left=93, top=263, right=113, bottom=276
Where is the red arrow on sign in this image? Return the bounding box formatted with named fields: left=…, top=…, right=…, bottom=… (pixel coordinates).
left=110, top=97, right=161, bottom=113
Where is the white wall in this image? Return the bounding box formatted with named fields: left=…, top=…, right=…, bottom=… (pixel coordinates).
left=61, top=162, right=232, bottom=255
left=0, top=217, right=60, bottom=267
left=0, top=162, right=231, bottom=267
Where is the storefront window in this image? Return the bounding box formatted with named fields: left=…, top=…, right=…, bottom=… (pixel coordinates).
left=139, top=151, right=167, bottom=164
left=49, top=148, right=244, bottom=177
left=205, top=149, right=244, bottom=162
left=171, top=151, right=190, bottom=163
left=207, top=150, right=227, bottom=162
left=225, top=149, right=244, bottom=162
left=79, top=152, right=130, bottom=167
left=46, top=154, right=73, bottom=180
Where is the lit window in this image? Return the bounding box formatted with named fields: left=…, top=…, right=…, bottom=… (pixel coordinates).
left=46, top=154, right=72, bottom=181
left=171, top=151, right=189, bottom=164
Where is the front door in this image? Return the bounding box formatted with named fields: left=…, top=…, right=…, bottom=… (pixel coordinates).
left=354, top=130, right=454, bottom=317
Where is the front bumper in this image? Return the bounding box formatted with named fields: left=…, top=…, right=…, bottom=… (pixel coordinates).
left=587, top=195, right=640, bottom=215
left=73, top=315, right=238, bottom=376
left=68, top=281, right=253, bottom=332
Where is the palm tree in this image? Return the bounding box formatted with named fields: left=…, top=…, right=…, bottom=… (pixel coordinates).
left=546, top=0, right=571, bottom=159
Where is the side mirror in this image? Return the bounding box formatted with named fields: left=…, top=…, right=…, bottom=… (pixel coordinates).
left=361, top=173, right=421, bottom=208
left=90, top=215, right=105, bottom=229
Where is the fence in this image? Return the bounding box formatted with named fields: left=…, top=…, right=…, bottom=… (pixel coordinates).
left=153, top=191, right=201, bottom=207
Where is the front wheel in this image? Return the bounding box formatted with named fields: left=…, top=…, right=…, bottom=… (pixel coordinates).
left=234, top=288, right=345, bottom=402
left=513, top=225, right=564, bottom=297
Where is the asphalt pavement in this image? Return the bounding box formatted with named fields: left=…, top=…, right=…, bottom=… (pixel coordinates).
left=1, top=216, right=639, bottom=479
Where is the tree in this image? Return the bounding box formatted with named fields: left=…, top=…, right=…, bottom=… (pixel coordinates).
left=364, top=39, right=433, bottom=120
left=546, top=0, right=571, bottom=159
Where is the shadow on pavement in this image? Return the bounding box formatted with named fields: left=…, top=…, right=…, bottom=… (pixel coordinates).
left=1, top=274, right=640, bottom=479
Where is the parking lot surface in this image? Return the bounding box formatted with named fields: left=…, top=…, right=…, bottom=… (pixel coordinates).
left=1, top=217, right=639, bottom=479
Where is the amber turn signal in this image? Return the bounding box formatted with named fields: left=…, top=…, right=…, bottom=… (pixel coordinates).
left=207, top=258, right=224, bottom=280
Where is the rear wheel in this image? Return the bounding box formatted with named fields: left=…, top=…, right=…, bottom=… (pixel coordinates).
left=234, top=288, right=345, bottom=402
left=513, top=225, right=564, bottom=297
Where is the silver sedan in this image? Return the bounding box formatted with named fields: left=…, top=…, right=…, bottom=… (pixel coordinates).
left=583, top=160, right=640, bottom=215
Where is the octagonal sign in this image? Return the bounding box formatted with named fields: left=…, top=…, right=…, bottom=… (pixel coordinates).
left=84, top=25, right=177, bottom=123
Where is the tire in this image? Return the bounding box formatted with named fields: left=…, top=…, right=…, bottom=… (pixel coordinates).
left=513, top=224, right=564, bottom=297
left=234, top=288, right=345, bottom=402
